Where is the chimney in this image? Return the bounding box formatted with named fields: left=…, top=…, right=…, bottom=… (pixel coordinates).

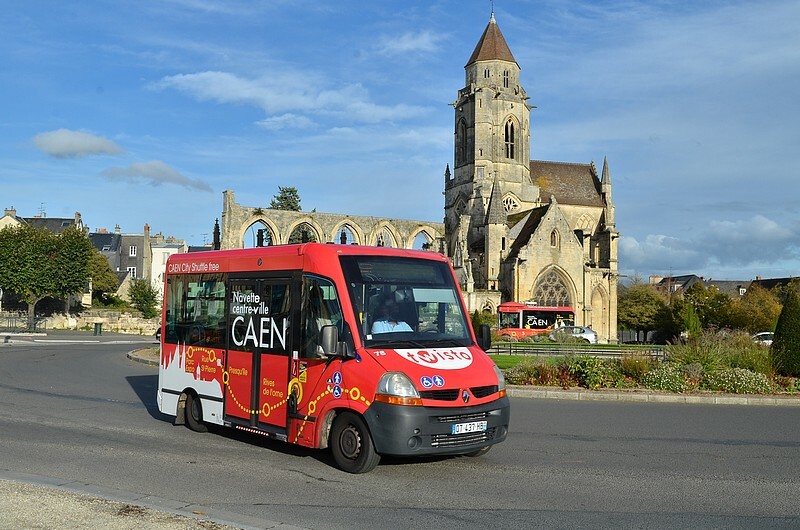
left=114, top=224, right=121, bottom=234
left=4, top=207, right=16, bottom=218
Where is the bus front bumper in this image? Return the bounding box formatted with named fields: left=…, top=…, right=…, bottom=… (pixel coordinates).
left=363, top=395, right=510, bottom=457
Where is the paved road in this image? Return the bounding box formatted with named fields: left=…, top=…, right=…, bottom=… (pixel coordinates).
left=1, top=332, right=799, bottom=528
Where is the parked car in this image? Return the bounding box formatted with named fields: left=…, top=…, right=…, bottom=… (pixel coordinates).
left=752, top=331, right=774, bottom=346
left=549, top=325, right=598, bottom=344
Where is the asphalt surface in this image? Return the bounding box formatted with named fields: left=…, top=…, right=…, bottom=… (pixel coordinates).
left=1, top=329, right=798, bottom=529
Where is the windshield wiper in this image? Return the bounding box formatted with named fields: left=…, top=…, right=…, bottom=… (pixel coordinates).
left=368, top=338, right=427, bottom=349
left=424, top=338, right=469, bottom=347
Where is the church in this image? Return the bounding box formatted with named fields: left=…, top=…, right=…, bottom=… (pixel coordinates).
left=217, top=13, right=619, bottom=343
left=445, top=13, right=619, bottom=343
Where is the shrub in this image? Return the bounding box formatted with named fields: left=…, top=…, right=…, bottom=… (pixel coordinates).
left=619, top=353, right=654, bottom=381
left=642, top=363, right=688, bottom=393
left=704, top=368, right=772, bottom=394
left=771, top=288, right=800, bottom=376
left=566, top=356, right=620, bottom=390
left=666, top=329, right=767, bottom=372
left=681, top=363, right=705, bottom=391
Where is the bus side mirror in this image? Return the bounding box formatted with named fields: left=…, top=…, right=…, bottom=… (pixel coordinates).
left=321, top=325, right=339, bottom=356
left=321, top=324, right=357, bottom=360
left=478, top=323, right=492, bottom=352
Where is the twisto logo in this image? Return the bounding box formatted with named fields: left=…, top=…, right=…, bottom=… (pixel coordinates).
left=396, top=348, right=473, bottom=370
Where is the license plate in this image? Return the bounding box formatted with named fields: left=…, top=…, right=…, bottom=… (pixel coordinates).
left=451, top=420, right=487, bottom=435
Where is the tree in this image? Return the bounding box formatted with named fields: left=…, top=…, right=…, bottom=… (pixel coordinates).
left=727, top=285, right=782, bottom=333
left=617, top=284, right=669, bottom=331
left=771, top=287, right=800, bottom=376
left=269, top=186, right=301, bottom=211
left=88, top=249, right=120, bottom=301
left=129, top=279, right=159, bottom=319
left=0, top=224, right=93, bottom=329
left=681, top=283, right=733, bottom=329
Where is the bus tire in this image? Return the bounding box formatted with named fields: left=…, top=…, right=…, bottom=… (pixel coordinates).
left=184, top=392, right=208, bottom=433
left=330, top=411, right=380, bottom=474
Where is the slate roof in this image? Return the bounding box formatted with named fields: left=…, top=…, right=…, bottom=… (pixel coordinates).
left=531, top=160, right=604, bottom=207
left=466, top=14, right=518, bottom=67
left=21, top=216, right=79, bottom=234
left=507, top=205, right=549, bottom=258
left=704, top=279, right=750, bottom=297
left=89, top=233, right=121, bottom=252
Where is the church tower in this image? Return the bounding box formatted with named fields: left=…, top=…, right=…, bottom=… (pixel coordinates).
left=445, top=12, right=534, bottom=290
left=444, top=13, right=619, bottom=342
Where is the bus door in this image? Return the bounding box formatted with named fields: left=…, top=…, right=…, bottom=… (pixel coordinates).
left=226, top=276, right=296, bottom=432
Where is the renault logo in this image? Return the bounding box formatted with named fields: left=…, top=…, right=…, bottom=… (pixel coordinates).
left=462, top=390, right=470, bottom=403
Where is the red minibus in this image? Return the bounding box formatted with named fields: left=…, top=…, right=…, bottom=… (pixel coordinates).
left=497, top=301, right=575, bottom=339
left=157, top=243, right=510, bottom=473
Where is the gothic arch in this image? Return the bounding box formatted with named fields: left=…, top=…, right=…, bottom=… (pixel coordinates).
left=371, top=223, right=400, bottom=248
left=576, top=213, right=595, bottom=233
left=456, top=118, right=469, bottom=167
left=502, top=193, right=520, bottom=212
left=408, top=226, right=437, bottom=250
left=530, top=267, right=576, bottom=308
left=503, top=115, right=521, bottom=161
left=591, top=284, right=609, bottom=342
left=331, top=221, right=364, bottom=245
left=285, top=218, right=323, bottom=245
left=239, top=216, right=280, bottom=248
left=550, top=229, right=560, bottom=249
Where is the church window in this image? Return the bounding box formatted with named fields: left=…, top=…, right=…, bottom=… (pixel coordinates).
left=503, top=70, right=509, bottom=88
left=457, top=120, right=469, bottom=166
left=484, top=68, right=490, bottom=78
left=502, top=195, right=519, bottom=212
left=477, top=166, right=485, bottom=180
left=533, top=270, right=571, bottom=307
left=550, top=229, right=559, bottom=248
left=504, top=119, right=515, bottom=159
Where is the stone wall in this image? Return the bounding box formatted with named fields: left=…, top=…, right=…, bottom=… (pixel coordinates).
left=45, top=311, right=159, bottom=336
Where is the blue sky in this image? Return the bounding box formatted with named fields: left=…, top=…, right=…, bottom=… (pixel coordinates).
left=2, top=0, right=798, bottom=282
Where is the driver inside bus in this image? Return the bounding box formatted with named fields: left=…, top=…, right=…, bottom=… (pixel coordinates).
left=371, top=299, right=412, bottom=334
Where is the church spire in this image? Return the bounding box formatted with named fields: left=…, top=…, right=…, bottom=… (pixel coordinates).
left=465, top=12, right=518, bottom=67
left=486, top=174, right=506, bottom=225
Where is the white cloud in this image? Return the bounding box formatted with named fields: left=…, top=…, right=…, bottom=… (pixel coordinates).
left=101, top=160, right=212, bottom=192
left=620, top=215, right=800, bottom=277
left=152, top=71, right=428, bottom=126
left=256, top=113, right=314, bottom=131
left=377, top=30, right=444, bottom=56
left=32, top=129, right=124, bottom=159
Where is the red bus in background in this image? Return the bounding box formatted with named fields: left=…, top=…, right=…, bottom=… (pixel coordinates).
left=497, top=302, right=575, bottom=339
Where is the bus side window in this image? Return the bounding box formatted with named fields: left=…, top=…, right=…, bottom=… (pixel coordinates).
left=302, top=276, right=342, bottom=358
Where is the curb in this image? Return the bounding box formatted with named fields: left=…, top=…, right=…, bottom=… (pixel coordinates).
left=507, top=385, right=800, bottom=406
left=124, top=349, right=800, bottom=407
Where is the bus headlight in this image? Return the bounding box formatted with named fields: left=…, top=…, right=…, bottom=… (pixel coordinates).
left=493, top=364, right=506, bottom=391
left=375, top=372, right=423, bottom=406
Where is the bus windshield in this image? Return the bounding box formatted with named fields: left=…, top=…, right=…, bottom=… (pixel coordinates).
left=340, top=255, right=470, bottom=348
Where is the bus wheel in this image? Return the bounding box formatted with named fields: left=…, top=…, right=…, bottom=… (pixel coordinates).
left=184, top=393, right=208, bottom=433
left=465, top=446, right=491, bottom=457
left=330, top=412, right=380, bottom=474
